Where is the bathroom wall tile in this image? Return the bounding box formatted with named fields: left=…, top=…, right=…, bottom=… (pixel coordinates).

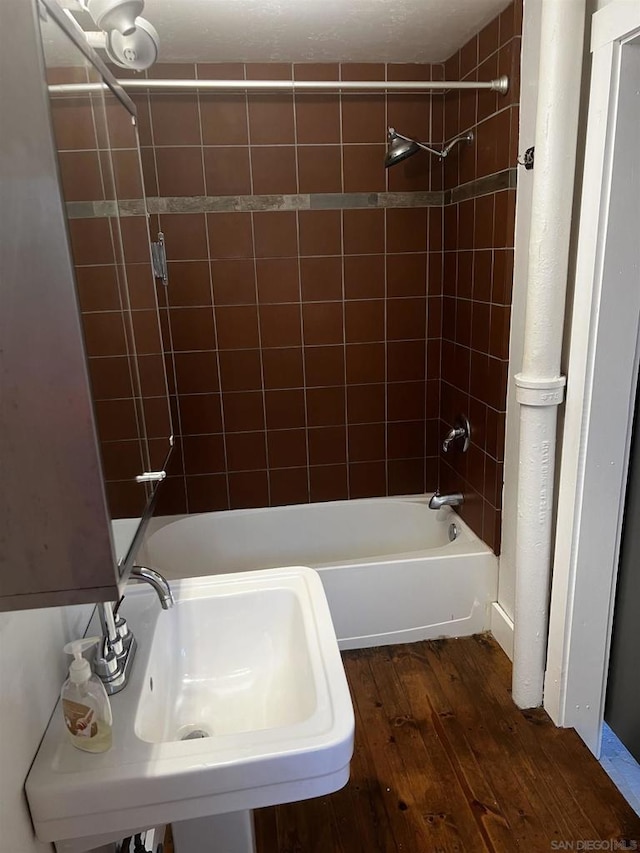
left=178, top=394, right=223, bottom=435
left=346, top=343, right=386, bottom=384
left=251, top=146, right=298, bottom=195
left=156, top=147, right=205, bottom=197
left=342, top=96, right=386, bottom=144
left=75, top=266, right=121, bottom=312
left=295, top=95, right=341, bottom=145
left=342, top=145, right=386, bottom=193
left=386, top=208, right=428, bottom=253
left=211, top=259, right=256, bottom=306
left=174, top=351, right=219, bottom=394
left=68, top=218, right=115, bottom=266
left=82, top=313, right=128, bottom=358
left=387, top=458, right=425, bottom=496
left=265, top=389, right=306, bottom=430
left=349, top=461, right=387, bottom=498
left=186, top=474, right=229, bottom=513
left=343, top=209, right=384, bottom=255
left=262, top=347, right=304, bottom=388
left=248, top=95, right=295, bottom=145
left=348, top=423, right=385, bottom=463
left=387, top=298, right=427, bottom=341
left=228, top=470, right=269, bottom=508
left=386, top=254, right=427, bottom=298
left=300, top=256, right=343, bottom=302
left=88, top=357, right=133, bottom=401
left=347, top=384, right=386, bottom=424
left=253, top=211, right=298, bottom=258
left=167, top=261, right=212, bottom=306
left=308, top=426, right=347, bottom=466
left=267, top=429, right=308, bottom=468
left=297, top=147, right=342, bottom=194
left=208, top=212, right=254, bottom=259
left=161, top=214, right=209, bottom=261
left=200, top=95, right=249, bottom=146
left=169, top=307, right=216, bottom=351
left=182, top=433, right=226, bottom=475
left=256, top=258, right=301, bottom=303
left=59, top=151, right=105, bottom=202
left=345, top=300, right=385, bottom=344
left=151, top=95, right=201, bottom=146
left=306, top=386, right=346, bottom=427
left=387, top=340, right=426, bottom=382
left=298, top=210, right=342, bottom=256
left=226, top=431, right=267, bottom=471
left=204, top=147, right=252, bottom=196
left=269, top=467, right=310, bottom=506
left=222, top=392, right=265, bottom=432
left=259, top=303, right=303, bottom=348
left=302, top=302, right=344, bottom=346
left=387, top=381, right=426, bottom=422
left=215, top=305, right=260, bottom=349
left=344, top=255, right=385, bottom=300
left=304, top=346, right=345, bottom=388
left=309, top=464, right=348, bottom=502
left=218, top=349, right=262, bottom=391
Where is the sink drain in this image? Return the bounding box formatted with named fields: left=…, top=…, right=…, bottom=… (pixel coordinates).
left=178, top=725, right=211, bottom=741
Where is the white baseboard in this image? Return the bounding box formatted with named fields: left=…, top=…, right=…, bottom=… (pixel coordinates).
left=490, top=602, right=514, bottom=660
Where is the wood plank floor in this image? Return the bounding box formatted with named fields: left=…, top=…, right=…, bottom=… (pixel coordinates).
left=254, top=636, right=640, bottom=852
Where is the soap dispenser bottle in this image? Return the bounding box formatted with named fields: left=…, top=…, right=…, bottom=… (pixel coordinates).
left=61, top=637, right=113, bottom=753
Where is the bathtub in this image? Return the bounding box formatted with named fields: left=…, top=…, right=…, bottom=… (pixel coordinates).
left=138, top=496, right=498, bottom=650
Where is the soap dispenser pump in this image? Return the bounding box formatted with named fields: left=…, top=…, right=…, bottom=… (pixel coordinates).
left=61, top=637, right=113, bottom=753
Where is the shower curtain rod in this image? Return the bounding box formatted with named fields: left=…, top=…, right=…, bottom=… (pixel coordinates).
left=120, top=75, right=510, bottom=94
left=47, top=74, right=509, bottom=96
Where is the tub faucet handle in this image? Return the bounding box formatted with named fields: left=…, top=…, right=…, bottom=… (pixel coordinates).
left=443, top=415, right=470, bottom=453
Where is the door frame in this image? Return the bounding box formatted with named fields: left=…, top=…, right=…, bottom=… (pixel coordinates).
left=544, top=1, right=640, bottom=755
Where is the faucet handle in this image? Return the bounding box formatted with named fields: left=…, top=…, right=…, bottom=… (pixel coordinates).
left=442, top=414, right=470, bottom=453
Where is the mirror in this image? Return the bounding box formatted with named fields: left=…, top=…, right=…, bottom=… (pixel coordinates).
left=39, top=8, right=172, bottom=566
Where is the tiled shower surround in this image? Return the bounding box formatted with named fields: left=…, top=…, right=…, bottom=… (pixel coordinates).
left=99, top=2, right=520, bottom=551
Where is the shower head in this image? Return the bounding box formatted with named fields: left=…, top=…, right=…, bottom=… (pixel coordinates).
left=384, top=128, right=421, bottom=168
left=384, top=127, right=444, bottom=168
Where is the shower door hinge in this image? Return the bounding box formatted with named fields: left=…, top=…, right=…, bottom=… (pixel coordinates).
left=150, top=232, right=168, bottom=286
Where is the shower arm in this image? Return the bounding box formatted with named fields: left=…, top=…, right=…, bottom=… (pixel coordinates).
left=394, top=130, right=474, bottom=161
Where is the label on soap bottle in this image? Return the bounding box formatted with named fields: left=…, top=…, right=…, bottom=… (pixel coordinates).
left=62, top=698, right=97, bottom=739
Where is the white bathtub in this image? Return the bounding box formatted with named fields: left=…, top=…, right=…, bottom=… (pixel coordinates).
left=139, top=496, right=498, bottom=650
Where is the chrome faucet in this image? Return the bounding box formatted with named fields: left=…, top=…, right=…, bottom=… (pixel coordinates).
left=428, top=491, right=464, bottom=510
left=130, top=565, right=174, bottom=609
left=443, top=415, right=471, bottom=453
left=95, top=565, right=173, bottom=695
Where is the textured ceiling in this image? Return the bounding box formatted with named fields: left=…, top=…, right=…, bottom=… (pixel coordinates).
left=140, top=0, right=512, bottom=64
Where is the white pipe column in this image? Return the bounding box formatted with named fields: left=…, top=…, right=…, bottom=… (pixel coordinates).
left=512, top=0, right=585, bottom=708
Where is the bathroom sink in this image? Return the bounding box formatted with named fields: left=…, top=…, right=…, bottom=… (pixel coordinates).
left=26, top=567, right=354, bottom=850
left=136, top=581, right=319, bottom=743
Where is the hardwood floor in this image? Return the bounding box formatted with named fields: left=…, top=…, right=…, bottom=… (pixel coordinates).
left=254, top=636, right=640, bottom=852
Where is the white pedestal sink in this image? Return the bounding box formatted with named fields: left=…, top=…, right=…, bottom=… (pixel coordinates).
left=26, top=567, right=354, bottom=853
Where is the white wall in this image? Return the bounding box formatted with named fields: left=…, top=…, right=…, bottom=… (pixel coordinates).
left=0, top=604, right=93, bottom=853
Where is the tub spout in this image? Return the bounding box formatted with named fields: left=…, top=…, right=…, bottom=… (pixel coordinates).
left=428, top=491, right=464, bottom=510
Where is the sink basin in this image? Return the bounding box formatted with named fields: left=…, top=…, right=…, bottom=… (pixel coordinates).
left=26, top=567, right=354, bottom=850
left=136, top=585, right=318, bottom=743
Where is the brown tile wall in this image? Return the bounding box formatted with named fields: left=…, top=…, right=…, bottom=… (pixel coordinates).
left=127, top=62, right=447, bottom=514
left=439, top=0, right=522, bottom=552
